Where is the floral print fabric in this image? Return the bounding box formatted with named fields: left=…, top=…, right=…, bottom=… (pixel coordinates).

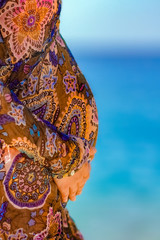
left=0, top=0, right=98, bottom=239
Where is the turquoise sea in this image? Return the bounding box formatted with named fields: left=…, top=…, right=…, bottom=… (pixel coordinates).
left=67, top=51, right=160, bottom=240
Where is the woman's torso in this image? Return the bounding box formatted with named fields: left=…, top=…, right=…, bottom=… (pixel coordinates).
left=0, top=0, right=98, bottom=238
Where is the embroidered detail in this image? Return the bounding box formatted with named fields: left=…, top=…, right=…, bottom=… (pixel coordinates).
left=49, top=49, right=58, bottom=67
left=29, top=124, right=40, bottom=137
left=22, top=74, right=38, bottom=98
left=42, top=68, right=58, bottom=90
left=4, top=153, right=51, bottom=209
left=8, top=103, right=26, bottom=126
left=22, top=89, right=58, bottom=123
left=8, top=228, right=28, bottom=240
left=57, top=93, right=89, bottom=139
left=63, top=71, right=77, bottom=94
left=28, top=219, right=36, bottom=227
left=91, top=97, right=99, bottom=126
left=11, top=137, right=45, bottom=164
left=46, top=128, right=57, bottom=157
left=33, top=207, right=62, bottom=239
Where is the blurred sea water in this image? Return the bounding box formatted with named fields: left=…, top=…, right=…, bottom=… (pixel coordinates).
left=67, top=50, right=160, bottom=240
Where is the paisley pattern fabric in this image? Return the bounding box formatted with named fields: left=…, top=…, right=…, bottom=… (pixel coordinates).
left=0, top=0, right=99, bottom=239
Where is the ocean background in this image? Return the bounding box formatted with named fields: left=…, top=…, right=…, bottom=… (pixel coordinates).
left=60, top=0, right=160, bottom=239
left=66, top=52, right=160, bottom=240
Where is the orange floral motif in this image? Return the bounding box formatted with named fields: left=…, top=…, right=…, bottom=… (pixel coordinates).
left=0, top=0, right=57, bottom=62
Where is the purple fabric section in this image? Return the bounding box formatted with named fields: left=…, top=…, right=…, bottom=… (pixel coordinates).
left=0, top=114, right=15, bottom=125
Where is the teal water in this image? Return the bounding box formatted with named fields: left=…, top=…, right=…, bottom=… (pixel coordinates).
left=67, top=54, right=160, bottom=240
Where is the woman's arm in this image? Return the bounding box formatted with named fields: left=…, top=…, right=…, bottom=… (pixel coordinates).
left=0, top=82, right=91, bottom=178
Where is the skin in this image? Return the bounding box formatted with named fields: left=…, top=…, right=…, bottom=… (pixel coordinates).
left=54, top=147, right=97, bottom=203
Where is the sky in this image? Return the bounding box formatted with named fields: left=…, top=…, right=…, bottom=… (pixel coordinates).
left=60, top=0, right=160, bottom=50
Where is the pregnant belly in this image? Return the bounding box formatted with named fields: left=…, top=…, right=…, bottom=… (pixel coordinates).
left=18, top=56, right=98, bottom=148
left=21, top=90, right=98, bottom=148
